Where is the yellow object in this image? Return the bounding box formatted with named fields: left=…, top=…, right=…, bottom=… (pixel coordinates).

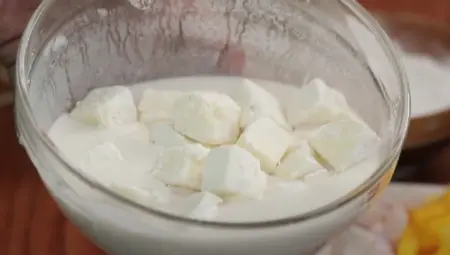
left=429, top=215, right=450, bottom=242
left=396, top=186, right=450, bottom=255
left=397, top=226, right=420, bottom=255
left=416, top=227, right=439, bottom=254
left=435, top=245, right=450, bottom=255
left=411, top=200, right=447, bottom=224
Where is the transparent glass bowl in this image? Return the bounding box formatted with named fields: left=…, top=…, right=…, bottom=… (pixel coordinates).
left=15, top=0, right=410, bottom=254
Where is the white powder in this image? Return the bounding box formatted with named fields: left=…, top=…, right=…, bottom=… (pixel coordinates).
left=128, top=0, right=153, bottom=10
left=44, top=35, right=68, bottom=57
left=346, top=15, right=450, bottom=119
left=398, top=49, right=450, bottom=118
left=96, top=8, right=109, bottom=18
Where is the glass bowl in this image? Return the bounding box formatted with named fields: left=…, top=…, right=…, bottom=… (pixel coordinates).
left=15, top=0, right=410, bottom=254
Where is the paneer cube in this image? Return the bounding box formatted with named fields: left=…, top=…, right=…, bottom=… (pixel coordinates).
left=288, top=126, right=321, bottom=152
left=138, top=89, right=182, bottom=125
left=275, top=140, right=324, bottom=180
left=71, top=86, right=137, bottom=127
left=173, top=92, right=241, bottom=145
left=178, top=192, right=223, bottom=220
left=309, top=117, right=380, bottom=171
left=285, top=79, right=348, bottom=127
left=232, top=79, right=290, bottom=130
left=236, top=118, right=291, bottom=173
left=202, top=145, right=267, bottom=199
left=148, top=122, right=191, bottom=147
left=156, top=144, right=210, bottom=190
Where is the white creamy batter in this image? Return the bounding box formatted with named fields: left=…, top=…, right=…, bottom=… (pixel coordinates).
left=48, top=76, right=381, bottom=223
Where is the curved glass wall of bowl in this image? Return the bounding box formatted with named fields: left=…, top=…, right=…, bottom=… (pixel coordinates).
left=26, top=0, right=392, bottom=137
left=16, top=0, right=408, bottom=255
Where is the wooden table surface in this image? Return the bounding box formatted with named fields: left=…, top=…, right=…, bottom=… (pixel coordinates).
left=0, top=105, right=105, bottom=255
left=1, top=1, right=450, bottom=254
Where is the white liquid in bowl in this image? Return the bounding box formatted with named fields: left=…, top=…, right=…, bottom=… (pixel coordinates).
left=48, top=76, right=381, bottom=223
left=41, top=76, right=384, bottom=255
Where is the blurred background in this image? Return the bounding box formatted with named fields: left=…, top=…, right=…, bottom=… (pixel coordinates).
left=358, top=0, right=450, bottom=184
left=1, top=0, right=450, bottom=254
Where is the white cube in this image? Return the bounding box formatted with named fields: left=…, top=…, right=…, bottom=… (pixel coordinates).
left=173, top=92, right=241, bottom=145
left=285, top=79, right=348, bottom=127
left=309, top=117, right=380, bottom=171
left=71, top=86, right=137, bottom=127
left=232, top=79, right=290, bottom=130
left=156, top=144, right=210, bottom=190
left=275, top=140, right=324, bottom=180
left=202, top=145, right=267, bottom=199
left=178, top=192, right=223, bottom=220
left=79, top=142, right=125, bottom=181
left=112, top=131, right=162, bottom=175
left=138, top=89, right=183, bottom=125
left=236, top=118, right=292, bottom=173
left=148, top=122, right=191, bottom=147
left=288, top=126, right=321, bottom=152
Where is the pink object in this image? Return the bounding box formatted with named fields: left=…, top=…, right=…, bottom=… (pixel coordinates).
left=0, top=0, right=41, bottom=64
left=0, top=0, right=40, bottom=43
left=357, top=198, right=409, bottom=242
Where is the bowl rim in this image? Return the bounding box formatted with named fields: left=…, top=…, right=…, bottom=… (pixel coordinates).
left=16, top=0, right=410, bottom=229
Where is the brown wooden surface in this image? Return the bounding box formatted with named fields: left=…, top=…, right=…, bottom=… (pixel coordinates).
left=0, top=65, right=9, bottom=95
left=359, top=0, right=450, bottom=24
left=0, top=105, right=105, bottom=255
left=1, top=1, right=450, bottom=254
left=0, top=0, right=41, bottom=66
